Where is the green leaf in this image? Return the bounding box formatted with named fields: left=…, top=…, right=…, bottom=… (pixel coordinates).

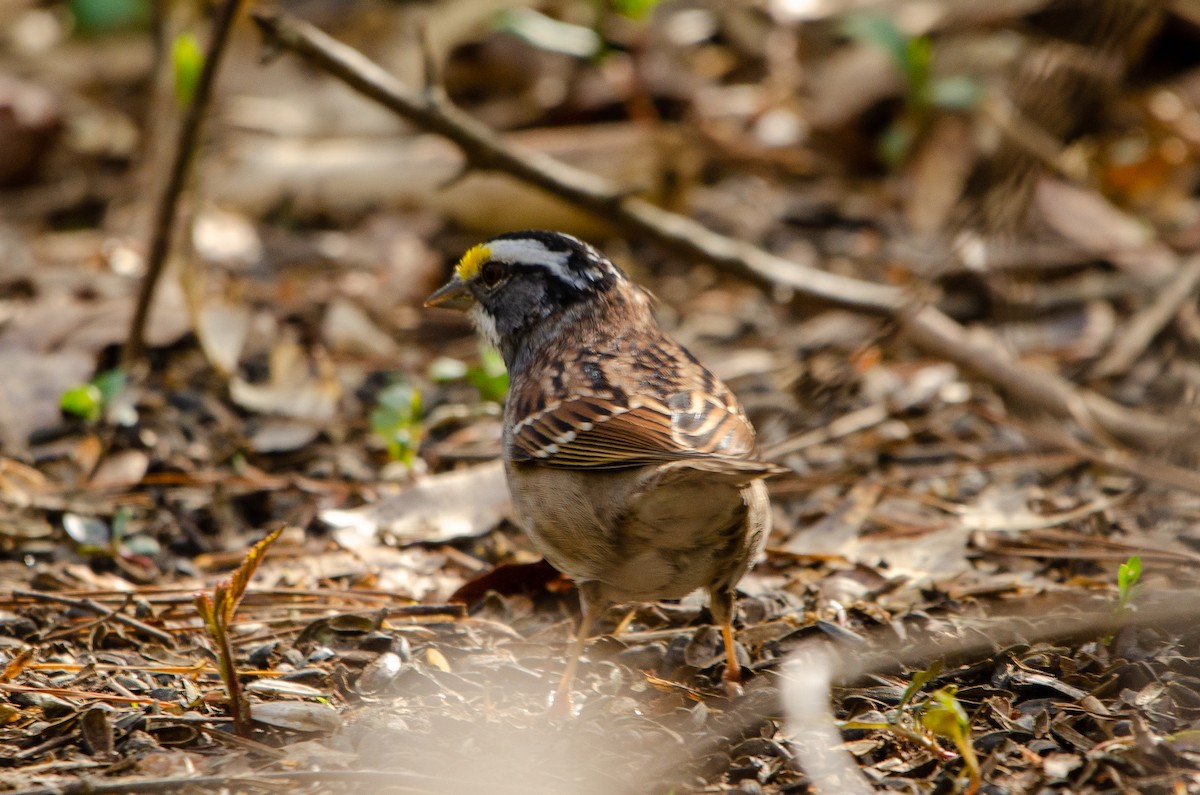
left=92, top=368, right=127, bottom=407
left=877, top=122, right=914, bottom=167
left=121, top=534, right=161, bottom=557
left=110, top=506, right=132, bottom=546
left=70, top=0, right=150, bottom=36
left=841, top=14, right=909, bottom=73
left=902, top=35, right=932, bottom=99
left=920, top=685, right=969, bottom=742
left=60, top=383, right=104, bottom=422
left=930, top=75, right=983, bottom=110
left=612, top=0, right=662, bottom=20
left=899, top=659, right=943, bottom=710
left=1118, top=554, right=1142, bottom=611
left=466, top=346, right=509, bottom=403
left=173, top=32, right=205, bottom=107
left=921, top=685, right=980, bottom=780
left=494, top=8, right=602, bottom=58
left=371, top=382, right=423, bottom=465
left=63, top=512, right=111, bottom=551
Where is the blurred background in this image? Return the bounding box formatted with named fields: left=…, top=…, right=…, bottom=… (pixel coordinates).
left=4, top=1, right=1200, bottom=793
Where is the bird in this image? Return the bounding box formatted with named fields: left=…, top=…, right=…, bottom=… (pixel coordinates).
left=425, top=230, right=783, bottom=715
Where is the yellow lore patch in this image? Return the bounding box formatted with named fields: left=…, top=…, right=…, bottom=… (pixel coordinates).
left=456, top=244, right=491, bottom=281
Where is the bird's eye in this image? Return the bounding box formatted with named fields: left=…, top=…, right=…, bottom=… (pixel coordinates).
left=480, top=261, right=505, bottom=288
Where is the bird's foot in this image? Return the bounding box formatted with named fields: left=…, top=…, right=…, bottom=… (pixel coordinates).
left=722, top=666, right=745, bottom=699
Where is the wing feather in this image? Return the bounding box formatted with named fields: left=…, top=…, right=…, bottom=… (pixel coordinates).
left=509, top=391, right=770, bottom=471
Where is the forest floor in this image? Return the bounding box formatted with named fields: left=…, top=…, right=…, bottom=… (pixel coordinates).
left=3, top=1, right=1200, bottom=793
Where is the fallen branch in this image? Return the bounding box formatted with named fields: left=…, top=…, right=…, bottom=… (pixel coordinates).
left=250, top=10, right=1188, bottom=458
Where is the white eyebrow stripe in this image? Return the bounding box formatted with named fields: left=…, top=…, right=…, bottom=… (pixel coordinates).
left=487, top=238, right=587, bottom=288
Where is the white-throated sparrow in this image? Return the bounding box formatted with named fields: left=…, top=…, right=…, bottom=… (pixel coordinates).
left=426, top=231, right=782, bottom=714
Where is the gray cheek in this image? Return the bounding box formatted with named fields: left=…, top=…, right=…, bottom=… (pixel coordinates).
left=494, top=280, right=548, bottom=334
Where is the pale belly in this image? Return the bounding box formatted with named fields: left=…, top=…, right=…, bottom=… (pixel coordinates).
left=506, top=461, right=767, bottom=605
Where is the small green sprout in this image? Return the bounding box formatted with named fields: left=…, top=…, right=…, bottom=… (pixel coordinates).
left=172, top=32, right=205, bottom=106
left=840, top=13, right=982, bottom=165
left=429, top=345, right=509, bottom=404
left=494, top=8, right=602, bottom=59
left=920, top=685, right=980, bottom=793
left=69, top=0, right=151, bottom=36
left=840, top=662, right=979, bottom=793
left=898, top=659, right=942, bottom=711
left=60, top=368, right=127, bottom=423
left=465, top=347, right=509, bottom=403
left=612, top=0, right=663, bottom=20
left=371, top=382, right=423, bottom=466
left=1117, top=554, right=1142, bottom=614
left=59, top=383, right=104, bottom=423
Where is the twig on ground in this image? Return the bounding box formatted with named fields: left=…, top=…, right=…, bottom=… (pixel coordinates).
left=38, top=593, right=137, bottom=643
left=10, top=588, right=174, bottom=645
left=1089, top=253, right=1200, bottom=378
left=250, top=10, right=1191, bottom=461
left=121, top=0, right=247, bottom=370
left=0, top=681, right=174, bottom=709
left=0, top=769, right=452, bottom=795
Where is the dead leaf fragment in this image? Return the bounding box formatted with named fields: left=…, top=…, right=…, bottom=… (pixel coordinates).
left=250, top=701, right=342, bottom=733
left=229, top=340, right=341, bottom=422
left=1036, top=178, right=1174, bottom=279
left=322, top=460, right=511, bottom=546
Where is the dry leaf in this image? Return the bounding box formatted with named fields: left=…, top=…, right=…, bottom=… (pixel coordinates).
left=322, top=460, right=511, bottom=546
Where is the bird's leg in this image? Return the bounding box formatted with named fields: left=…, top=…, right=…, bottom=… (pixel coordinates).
left=550, top=580, right=604, bottom=718
left=709, top=586, right=744, bottom=698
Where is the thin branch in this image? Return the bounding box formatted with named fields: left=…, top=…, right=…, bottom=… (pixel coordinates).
left=250, top=10, right=1189, bottom=458
left=121, top=0, right=247, bottom=370
left=11, top=588, right=174, bottom=645
left=1089, top=252, right=1200, bottom=378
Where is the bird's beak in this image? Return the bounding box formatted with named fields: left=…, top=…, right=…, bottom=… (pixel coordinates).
left=424, top=277, right=475, bottom=311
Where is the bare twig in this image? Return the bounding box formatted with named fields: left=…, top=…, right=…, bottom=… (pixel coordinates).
left=0, top=770, right=453, bottom=795
left=11, top=588, right=174, bottom=645
left=0, top=681, right=174, bottom=708
left=122, top=0, right=247, bottom=369
left=249, top=10, right=1190, bottom=457
left=1089, top=253, right=1200, bottom=378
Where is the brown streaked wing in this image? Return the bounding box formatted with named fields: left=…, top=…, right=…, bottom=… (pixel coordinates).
left=508, top=392, right=759, bottom=470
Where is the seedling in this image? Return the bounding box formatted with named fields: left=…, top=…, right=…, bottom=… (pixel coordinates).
left=465, top=347, right=509, bottom=403
left=841, top=661, right=980, bottom=792
left=920, top=685, right=980, bottom=794
left=370, top=382, right=423, bottom=466
left=612, top=0, right=662, bottom=20
left=194, top=527, right=282, bottom=736
left=173, top=32, right=204, bottom=106
left=60, top=368, right=126, bottom=424
left=841, top=14, right=981, bottom=165
left=69, top=0, right=151, bottom=36
left=428, top=344, right=509, bottom=404
left=1116, top=554, right=1142, bottom=615
left=63, top=506, right=159, bottom=566
left=494, top=8, right=602, bottom=59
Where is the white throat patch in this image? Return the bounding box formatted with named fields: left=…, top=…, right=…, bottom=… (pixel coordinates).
left=469, top=303, right=501, bottom=350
